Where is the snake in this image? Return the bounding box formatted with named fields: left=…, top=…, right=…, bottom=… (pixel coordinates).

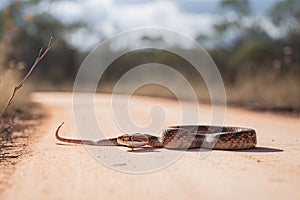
left=55, top=122, right=256, bottom=150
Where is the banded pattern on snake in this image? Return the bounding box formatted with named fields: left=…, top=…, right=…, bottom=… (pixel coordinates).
left=55, top=123, right=256, bottom=150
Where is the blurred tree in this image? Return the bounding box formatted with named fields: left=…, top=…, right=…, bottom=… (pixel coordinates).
left=200, top=0, right=279, bottom=84
left=230, top=40, right=278, bottom=74
left=269, top=0, right=300, bottom=33
left=213, top=0, right=272, bottom=48
left=269, top=0, right=300, bottom=73
left=220, top=0, right=251, bottom=15
left=0, top=0, right=85, bottom=88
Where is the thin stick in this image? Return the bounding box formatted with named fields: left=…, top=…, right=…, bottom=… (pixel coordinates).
left=0, top=36, right=58, bottom=117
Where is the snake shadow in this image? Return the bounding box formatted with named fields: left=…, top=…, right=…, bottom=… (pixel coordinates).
left=127, top=147, right=161, bottom=153
left=56, top=142, right=78, bottom=146
left=185, top=146, right=283, bottom=153
left=233, top=146, right=283, bottom=153
left=56, top=142, right=161, bottom=153
left=55, top=143, right=283, bottom=153
left=128, top=146, right=284, bottom=153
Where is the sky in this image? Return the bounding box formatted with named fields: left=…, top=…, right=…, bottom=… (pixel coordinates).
left=0, top=0, right=280, bottom=50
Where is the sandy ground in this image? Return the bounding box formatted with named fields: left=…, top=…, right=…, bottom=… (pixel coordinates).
left=1, top=92, right=300, bottom=200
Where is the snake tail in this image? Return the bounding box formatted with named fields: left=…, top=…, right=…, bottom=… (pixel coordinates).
left=55, top=122, right=119, bottom=146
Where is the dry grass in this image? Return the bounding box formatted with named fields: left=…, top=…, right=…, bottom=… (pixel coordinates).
left=0, top=36, right=57, bottom=117
left=0, top=69, right=20, bottom=108
left=226, top=74, right=299, bottom=116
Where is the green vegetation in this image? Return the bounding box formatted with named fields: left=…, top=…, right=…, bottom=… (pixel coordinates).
left=0, top=0, right=299, bottom=115
left=201, top=0, right=300, bottom=112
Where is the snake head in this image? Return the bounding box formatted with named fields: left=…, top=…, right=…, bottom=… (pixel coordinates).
left=117, top=133, right=149, bottom=148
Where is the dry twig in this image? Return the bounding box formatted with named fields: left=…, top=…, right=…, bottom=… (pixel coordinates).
left=0, top=36, right=58, bottom=117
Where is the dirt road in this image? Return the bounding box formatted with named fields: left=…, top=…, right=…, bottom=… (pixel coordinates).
left=1, top=92, right=300, bottom=200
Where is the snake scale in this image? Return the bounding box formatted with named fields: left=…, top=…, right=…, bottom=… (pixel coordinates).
left=55, top=122, right=256, bottom=150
